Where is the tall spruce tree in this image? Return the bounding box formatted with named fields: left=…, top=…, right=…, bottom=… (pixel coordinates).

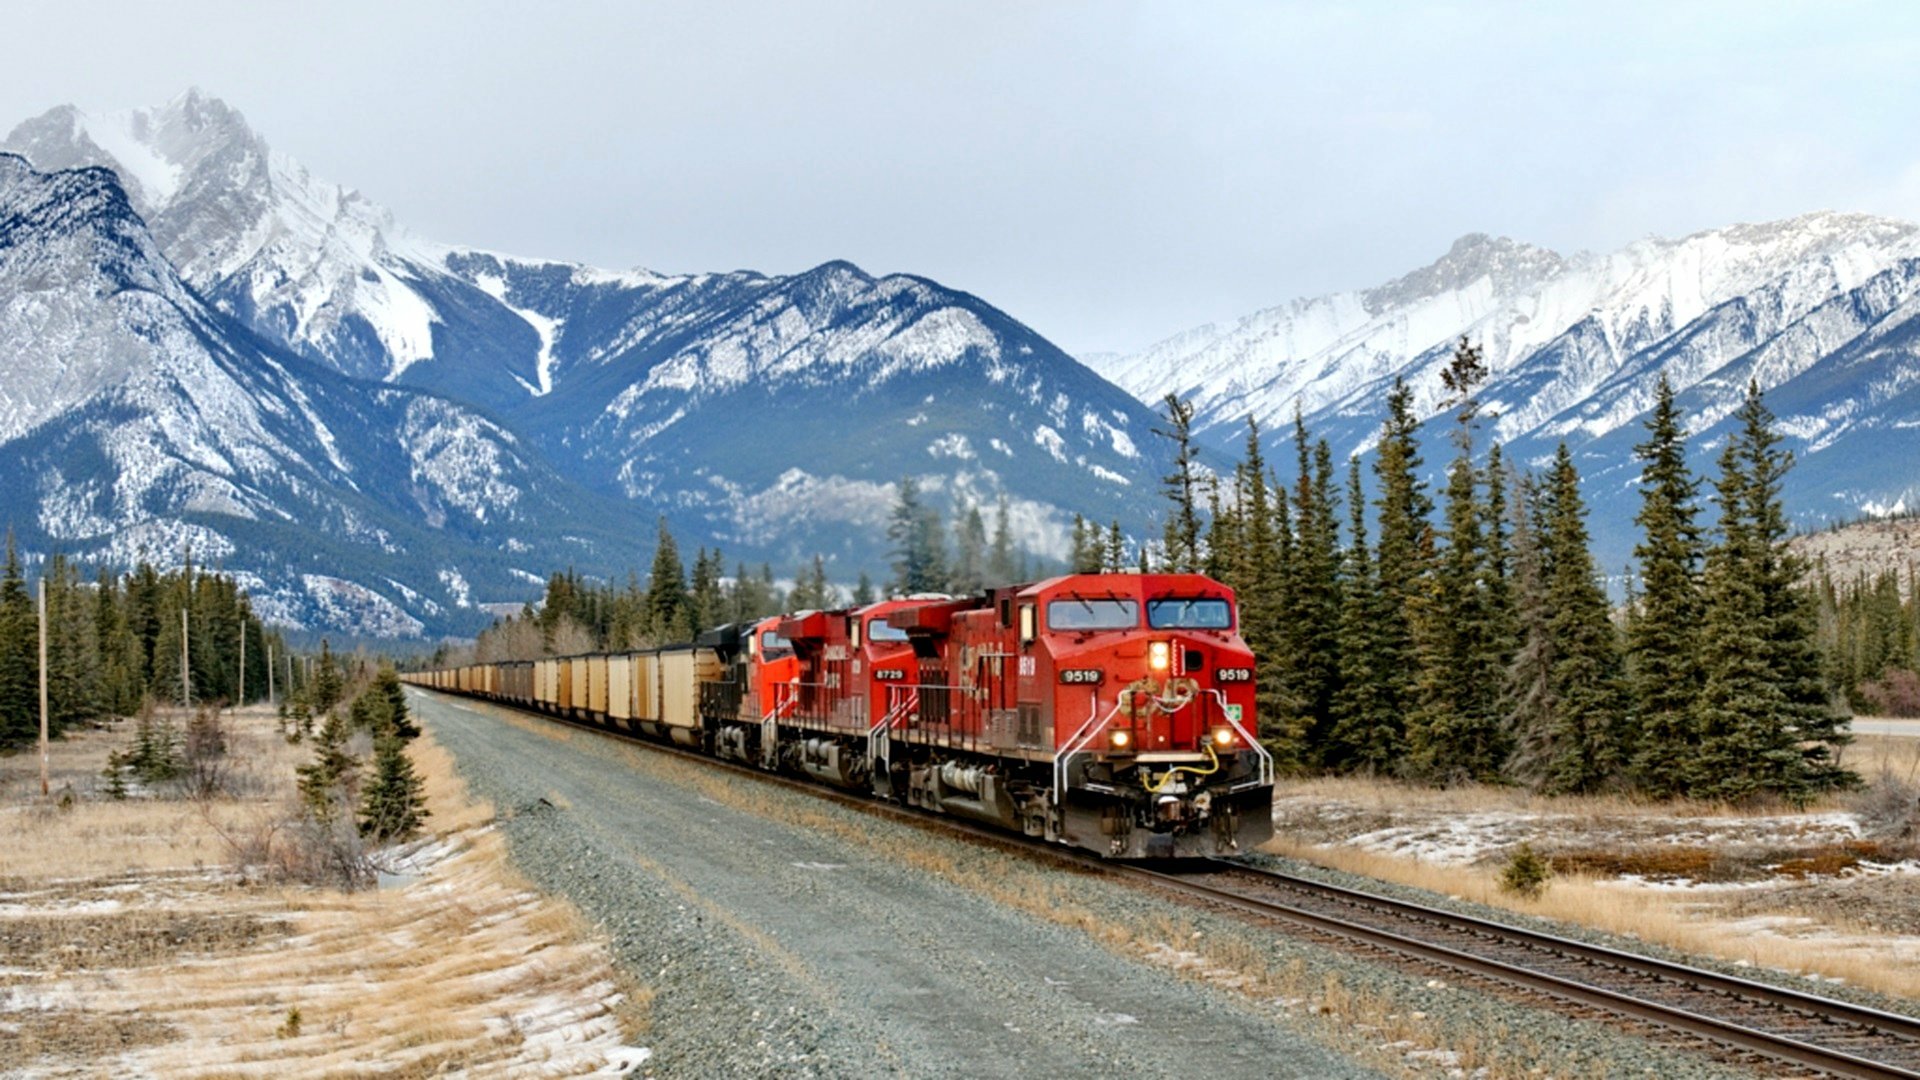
left=1503, top=471, right=1558, bottom=785
left=1405, top=341, right=1504, bottom=782
left=1627, top=374, right=1705, bottom=795
left=0, top=533, right=35, bottom=749
left=1281, top=418, right=1343, bottom=768
left=1155, top=394, right=1203, bottom=572
left=359, top=734, right=429, bottom=842
left=1330, top=456, right=1396, bottom=771
left=647, top=518, right=692, bottom=641
left=987, top=495, right=1017, bottom=586
left=1535, top=445, right=1628, bottom=794
left=1371, top=377, right=1431, bottom=770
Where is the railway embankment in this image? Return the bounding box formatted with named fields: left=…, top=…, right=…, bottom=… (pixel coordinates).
left=422, top=690, right=1777, bottom=1078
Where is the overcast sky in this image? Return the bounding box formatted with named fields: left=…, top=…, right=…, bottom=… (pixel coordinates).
left=6, top=1, right=1917, bottom=355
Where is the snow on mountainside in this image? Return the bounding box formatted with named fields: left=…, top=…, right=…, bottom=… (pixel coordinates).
left=1090, top=214, right=1920, bottom=568
left=0, top=152, right=650, bottom=635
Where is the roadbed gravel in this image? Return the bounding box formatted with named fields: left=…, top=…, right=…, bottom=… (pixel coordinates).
left=416, top=690, right=1754, bottom=1078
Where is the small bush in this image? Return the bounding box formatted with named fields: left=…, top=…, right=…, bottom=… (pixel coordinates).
left=1851, top=769, right=1920, bottom=840
left=277, top=1006, right=302, bottom=1039
left=1858, top=669, right=1920, bottom=717
left=1500, top=843, right=1552, bottom=898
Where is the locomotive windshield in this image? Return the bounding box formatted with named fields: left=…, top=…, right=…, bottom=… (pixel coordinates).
left=867, top=619, right=909, bottom=643
left=1047, top=597, right=1140, bottom=631
left=1147, top=598, right=1233, bottom=630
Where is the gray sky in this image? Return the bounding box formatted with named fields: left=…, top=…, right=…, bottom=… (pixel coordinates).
left=7, top=1, right=1918, bottom=356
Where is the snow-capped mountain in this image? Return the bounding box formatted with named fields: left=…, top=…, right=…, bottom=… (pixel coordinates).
left=0, top=152, right=650, bottom=634
left=0, top=92, right=1180, bottom=633
left=1090, top=216, right=1920, bottom=567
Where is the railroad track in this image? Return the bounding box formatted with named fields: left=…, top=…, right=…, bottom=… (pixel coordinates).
left=1116, top=861, right=1920, bottom=1080
left=428, top=691, right=1920, bottom=1078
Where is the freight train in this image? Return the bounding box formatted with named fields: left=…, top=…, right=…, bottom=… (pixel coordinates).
left=407, top=572, right=1275, bottom=858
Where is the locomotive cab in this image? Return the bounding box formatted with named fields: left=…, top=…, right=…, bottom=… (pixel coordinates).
left=1022, top=574, right=1274, bottom=858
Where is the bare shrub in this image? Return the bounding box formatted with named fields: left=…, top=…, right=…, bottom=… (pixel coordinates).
left=1858, top=669, right=1920, bottom=718
left=1851, top=769, right=1920, bottom=842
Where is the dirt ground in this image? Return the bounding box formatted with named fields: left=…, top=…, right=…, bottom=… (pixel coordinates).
left=0, top=705, right=649, bottom=1077
left=1264, top=731, right=1920, bottom=1001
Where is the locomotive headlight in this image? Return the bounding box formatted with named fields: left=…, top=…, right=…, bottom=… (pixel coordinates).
left=1149, top=640, right=1170, bottom=673
left=1211, top=725, right=1236, bottom=748
left=1109, top=728, right=1132, bottom=750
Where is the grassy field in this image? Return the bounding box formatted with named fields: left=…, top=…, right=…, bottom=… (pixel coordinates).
left=0, top=705, right=649, bottom=1077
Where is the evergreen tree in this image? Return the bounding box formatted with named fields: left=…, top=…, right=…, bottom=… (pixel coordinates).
left=853, top=571, right=877, bottom=606
left=1626, top=374, right=1705, bottom=795
left=1503, top=472, right=1558, bottom=785
left=297, top=708, right=359, bottom=821
left=1536, top=445, right=1628, bottom=794
left=1329, top=456, right=1396, bottom=771
left=1202, top=475, right=1240, bottom=581
left=1105, top=520, right=1126, bottom=573
left=1279, top=417, right=1343, bottom=768
left=952, top=502, right=987, bottom=593
left=987, top=495, right=1017, bottom=586
left=0, top=533, right=38, bottom=749
left=689, top=548, right=727, bottom=634
left=359, top=734, right=429, bottom=842
left=1371, top=377, right=1431, bottom=767
left=647, top=518, right=691, bottom=641
left=792, top=555, right=833, bottom=610
left=311, top=640, right=345, bottom=714
left=1068, top=514, right=1103, bottom=574
left=886, top=477, right=949, bottom=593
left=1405, top=341, right=1504, bottom=782
left=1155, top=394, right=1203, bottom=572
left=371, top=663, right=418, bottom=740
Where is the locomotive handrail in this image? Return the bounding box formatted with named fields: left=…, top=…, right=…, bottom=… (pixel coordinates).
left=867, top=685, right=920, bottom=772
left=1052, top=697, right=1127, bottom=806
left=1202, top=688, right=1274, bottom=787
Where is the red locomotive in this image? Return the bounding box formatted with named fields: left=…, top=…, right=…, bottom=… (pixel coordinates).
left=409, top=572, right=1274, bottom=859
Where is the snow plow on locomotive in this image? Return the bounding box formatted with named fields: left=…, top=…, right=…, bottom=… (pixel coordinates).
left=408, top=572, right=1274, bottom=859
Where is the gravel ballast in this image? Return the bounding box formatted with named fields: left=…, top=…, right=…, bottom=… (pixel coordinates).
left=417, top=691, right=1759, bottom=1078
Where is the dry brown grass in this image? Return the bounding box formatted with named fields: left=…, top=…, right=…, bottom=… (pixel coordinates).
left=0, top=701, right=649, bottom=1078
left=1267, top=833, right=1920, bottom=1001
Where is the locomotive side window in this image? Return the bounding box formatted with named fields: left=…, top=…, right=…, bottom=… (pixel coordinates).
left=868, top=620, right=909, bottom=643
left=760, top=629, right=793, bottom=658
left=1019, top=603, right=1036, bottom=644
left=1147, top=598, right=1234, bottom=630
left=1046, top=598, right=1140, bottom=631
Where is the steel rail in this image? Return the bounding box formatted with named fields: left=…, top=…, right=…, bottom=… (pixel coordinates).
left=421, top=689, right=1920, bottom=1079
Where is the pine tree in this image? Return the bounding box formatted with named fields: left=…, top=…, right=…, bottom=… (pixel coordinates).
left=358, top=734, right=429, bottom=842
left=1155, top=394, right=1203, bottom=572
left=1371, top=377, right=1431, bottom=769
left=1280, top=417, right=1343, bottom=768
left=1202, top=475, right=1240, bottom=581
left=1536, top=445, right=1627, bottom=794
left=853, top=571, right=877, bottom=606
left=1105, top=520, right=1126, bottom=573
left=1734, top=382, right=1853, bottom=796
left=312, top=640, right=345, bottom=714
left=1405, top=341, right=1503, bottom=782
left=1503, top=472, right=1558, bottom=784
left=297, top=709, right=359, bottom=821
left=887, top=477, right=948, bottom=592
left=987, top=495, right=1017, bottom=586
left=1692, top=434, right=1787, bottom=801
left=1329, top=456, right=1396, bottom=771
left=371, top=663, right=418, bottom=740
left=1626, top=374, right=1705, bottom=795
left=0, top=533, right=38, bottom=749
left=689, top=548, right=727, bottom=634
left=647, top=518, right=691, bottom=641
left=952, top=502, right=987, bottom=592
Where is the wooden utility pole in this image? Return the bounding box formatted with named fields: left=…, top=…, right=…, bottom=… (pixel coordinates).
left=38, top=578, right=48, bottom=798
left=238, top=622, right=246, bottom=711
left=180, top=607, right=190, bottom=708
left=267, top=643, right=276, bottom=706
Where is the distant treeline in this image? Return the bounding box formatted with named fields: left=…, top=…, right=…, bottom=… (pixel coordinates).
left=1818, top=568, right=1920, bottom=716
left=0, top=539, right=289, bottom=752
